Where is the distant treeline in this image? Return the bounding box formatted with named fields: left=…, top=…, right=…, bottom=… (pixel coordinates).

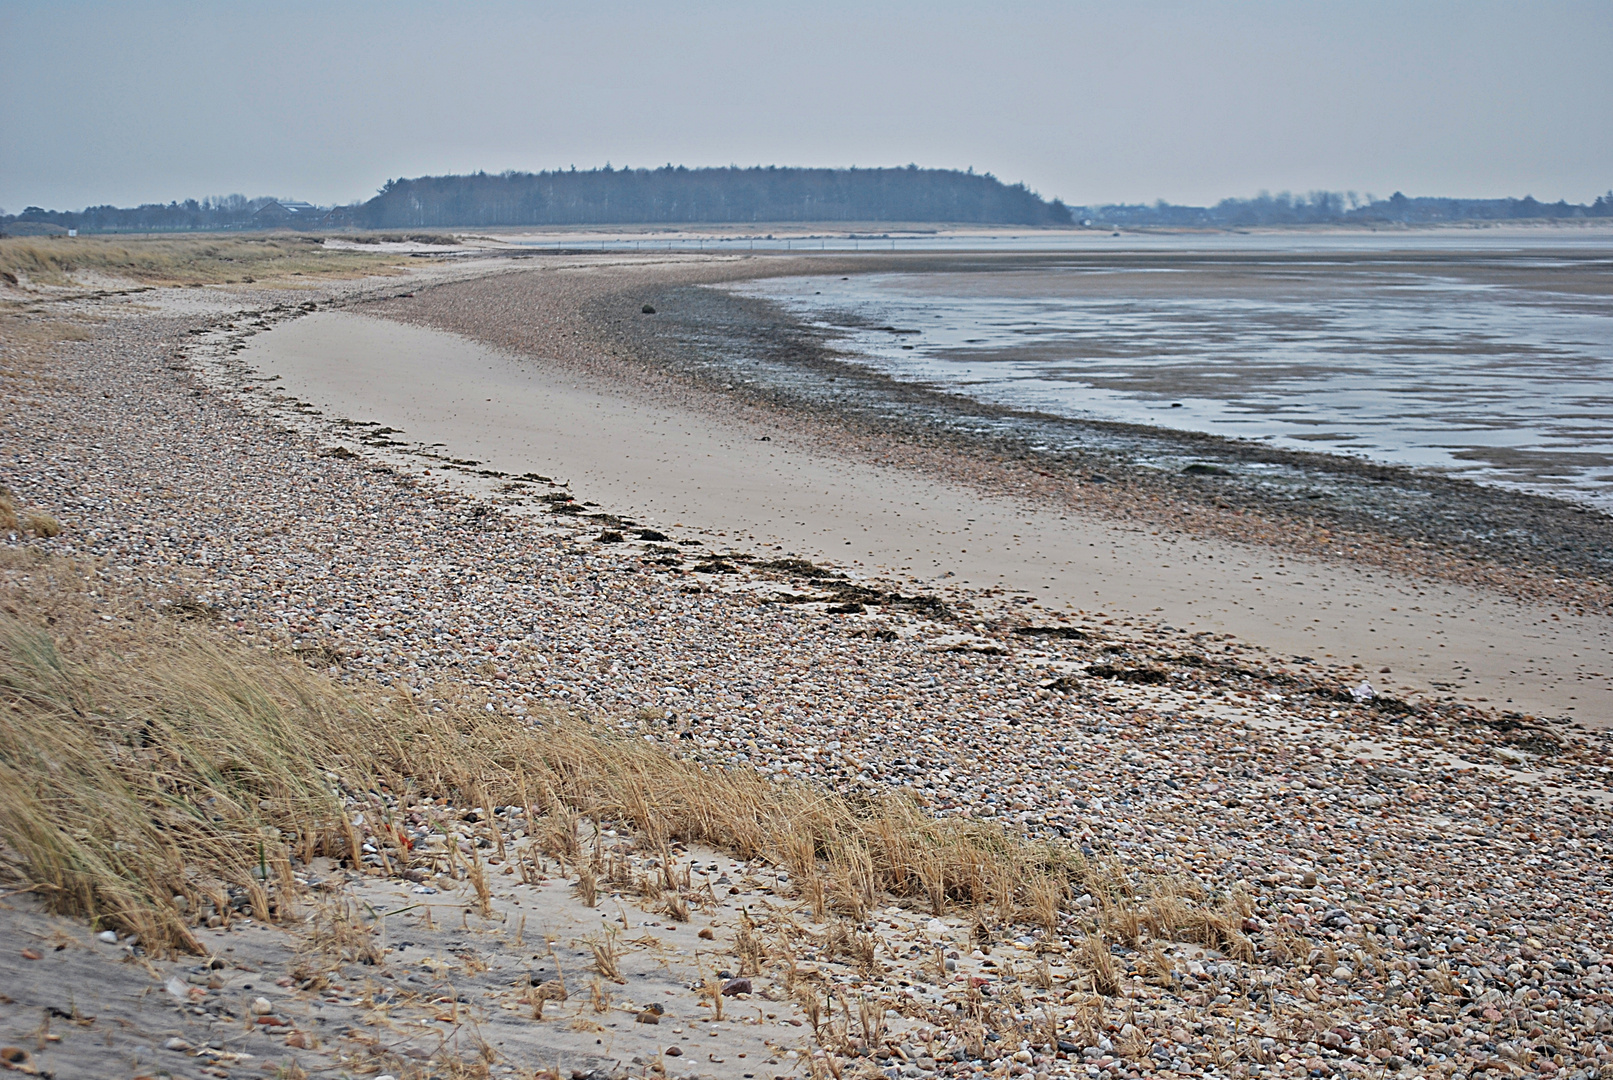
left=1077, top=189, right=1613, bottom=228
left=6, top=173, right=1613, bottom=234
left=0, top=194, right=287, bottom=235
left=0, top=167, right=1070, bottom=233
left=353, top=166, right=1073, bottom=227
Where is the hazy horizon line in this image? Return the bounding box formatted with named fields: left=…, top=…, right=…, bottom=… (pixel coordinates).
left=6, top=164, right=1610, bottom=219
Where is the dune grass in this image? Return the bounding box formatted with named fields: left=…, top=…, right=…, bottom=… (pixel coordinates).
left=0, top=234, right=412, bottom=288
left=0, top=549, right=1092, bottom=955
left=0, top=486, right=61, bottom=538
left=0, top=547, right=1249, bottom=967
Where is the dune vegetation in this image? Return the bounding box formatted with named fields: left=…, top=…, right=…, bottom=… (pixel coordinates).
left=0, top=548, right=1233, bottom=961
left=0, top=234, right=413, bottom=288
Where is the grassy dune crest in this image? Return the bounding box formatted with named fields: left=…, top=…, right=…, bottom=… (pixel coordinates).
left=0, top=234, right=412, bottom=287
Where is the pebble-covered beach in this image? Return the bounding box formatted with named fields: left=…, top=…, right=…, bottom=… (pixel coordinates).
left=5, top=261, right=1613, bottom=1079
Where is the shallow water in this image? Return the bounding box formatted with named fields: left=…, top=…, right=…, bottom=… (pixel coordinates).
left=732, top=245, right=1613, bottom=508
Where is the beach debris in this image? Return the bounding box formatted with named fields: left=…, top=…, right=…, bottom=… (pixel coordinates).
left=1012, top=625, right=1086, bottom=639
left=529, top=979, right=567, bottom=1018
left=1351, top=680, right=1376, bottom=702
left=0, top=1047, right=36, bottom=1075
left=1086, top=662, right=1167, bottom=684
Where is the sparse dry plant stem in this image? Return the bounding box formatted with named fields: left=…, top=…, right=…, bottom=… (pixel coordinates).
left=574, top=864, right=599, bottom=908
left=467, top=846, right=493, bottom=918
left=1083, top=930, right=1119, bottom=997
left=587, top=928, right=622, bottom=981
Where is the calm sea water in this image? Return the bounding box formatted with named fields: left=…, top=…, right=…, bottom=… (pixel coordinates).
left=731, top=239, right=1613, bottom=509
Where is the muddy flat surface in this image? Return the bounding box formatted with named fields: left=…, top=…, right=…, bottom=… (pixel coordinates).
left=733, top=252, right=1613, bottom=507
left=616, top=256, right=1613, bottom=581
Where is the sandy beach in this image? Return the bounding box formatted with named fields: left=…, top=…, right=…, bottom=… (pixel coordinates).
left=241, top=303, right=1610, bottom=722
left=4, top=246, right=1613, bottom=1079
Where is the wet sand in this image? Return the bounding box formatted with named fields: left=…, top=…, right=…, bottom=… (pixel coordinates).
left=243, top=307, right=1612, bottom=721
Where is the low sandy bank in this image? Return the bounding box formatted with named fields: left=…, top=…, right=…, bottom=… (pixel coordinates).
left=241, top=309, right=1611, bottom=722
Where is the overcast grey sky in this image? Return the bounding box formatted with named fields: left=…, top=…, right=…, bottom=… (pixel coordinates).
left=3, top=1, right=1610, bottom=212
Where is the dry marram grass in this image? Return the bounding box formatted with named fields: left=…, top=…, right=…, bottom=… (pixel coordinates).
left=0, top=488, right=62, bottom=539
left=0, top=548, right=1236, bottom=977
left=0, top=235, right=412, bottom=288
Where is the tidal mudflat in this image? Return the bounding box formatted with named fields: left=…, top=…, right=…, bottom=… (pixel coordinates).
left=734, top=246, right=1613, bottom=511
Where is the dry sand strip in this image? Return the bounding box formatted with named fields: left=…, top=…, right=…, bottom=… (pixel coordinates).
left=242, top=309, right=1613, bottom=723
left=0, top=836, right=835, bottom=1080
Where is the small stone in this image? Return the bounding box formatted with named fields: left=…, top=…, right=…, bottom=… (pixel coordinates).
left=97, top=930, right=118, bottom=943
left=164, top=1037, right=190, bottom=1051
left=666, top=1046, right=683, bottom=1057
left=250, top=996, right=274, bottom=1015
left=636, top=1009, right=661, bottom=1025
left=721, top=977, right=752, bottom=996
